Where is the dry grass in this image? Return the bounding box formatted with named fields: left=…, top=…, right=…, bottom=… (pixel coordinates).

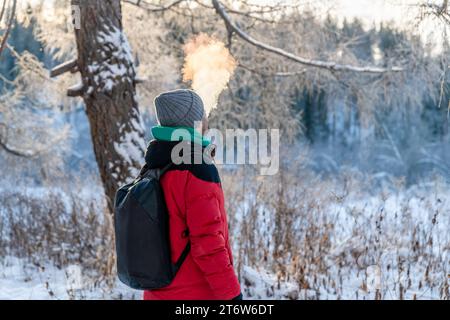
left=222, top=165, right=450, bottom=300
left=0, top=186, right=116, bottom=287
left=0, top=164, right=448, bottom=300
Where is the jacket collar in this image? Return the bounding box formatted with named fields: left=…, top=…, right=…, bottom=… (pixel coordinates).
left=145, top=139, right=215, bottom=170
left=144, top=140, right=177, bottom=169
left=151, top=126, right=211, bottom=147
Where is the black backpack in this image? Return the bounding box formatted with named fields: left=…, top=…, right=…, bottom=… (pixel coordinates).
left=114, top=163, right=190, bottom=290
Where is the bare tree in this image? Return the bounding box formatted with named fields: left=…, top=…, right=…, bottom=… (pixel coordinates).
left=41, top=0, right=439, bottom=212
left=125, top=0, right=403, bottom=73
left=0, top=0, right=16, bottom=58
left=414, top=0, right=449, bottom=114
left=211, top=0, right=402, bottom=73
left=123, top=0, right=185, bottom=12
left=0, top=43, right=70, bottom=163
left=51, top=0, right=146, bottom=212
left=2, top=0, right=65, bottom=161
left=417, top=0, right=449, bottom=25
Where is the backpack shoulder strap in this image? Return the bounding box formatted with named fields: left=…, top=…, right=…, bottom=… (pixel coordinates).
left=158, top=162, right=173, bottom=177
left=172, top=241, right=191, bottom=273
left=139, top=162, right=173, bottom=181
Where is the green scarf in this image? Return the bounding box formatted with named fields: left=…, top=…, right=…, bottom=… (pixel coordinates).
left=151, top=126, right=211, bottom=147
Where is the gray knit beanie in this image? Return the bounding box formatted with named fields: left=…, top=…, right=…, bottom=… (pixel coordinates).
left=154, top=89, right=205, bottom=128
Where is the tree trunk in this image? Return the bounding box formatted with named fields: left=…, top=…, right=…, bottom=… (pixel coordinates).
left=72, top=0, right=146, bottom=212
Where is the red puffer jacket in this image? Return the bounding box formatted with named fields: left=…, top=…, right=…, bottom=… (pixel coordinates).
left=143, top=140, right=241, bottom=300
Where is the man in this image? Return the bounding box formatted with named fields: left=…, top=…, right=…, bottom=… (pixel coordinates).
left=143, top=89, right=242, bottom=300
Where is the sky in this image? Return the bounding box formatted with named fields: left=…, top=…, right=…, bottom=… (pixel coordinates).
left=319, top=0, right=421, bottom=24
left=245, top=0, right=440, bottom=25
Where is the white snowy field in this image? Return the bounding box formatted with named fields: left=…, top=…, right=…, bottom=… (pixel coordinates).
left=0, top=177, right=449, bottom=300
left=0, top=256, right=140, bottom=300
left=0, top=255, right=305, bottom=300
left=0, top=256, right=289, bottom=300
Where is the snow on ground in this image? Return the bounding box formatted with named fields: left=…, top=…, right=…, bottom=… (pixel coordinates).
left=0, top=257, right=296, bottom=300
left=231, top=180, right=450, bottom=300
left=0, top=181, right=449, bottom=300
left=0, top=256, right=140, bottom=300
left=1, top=259, right=445, bottom=300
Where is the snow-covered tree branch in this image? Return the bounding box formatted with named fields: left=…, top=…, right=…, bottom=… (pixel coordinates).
left=417, top=0, right=450, bottom=25
left=122, top=0, right=185, bottom=12
left=212, top=0, right=403, bottom=74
